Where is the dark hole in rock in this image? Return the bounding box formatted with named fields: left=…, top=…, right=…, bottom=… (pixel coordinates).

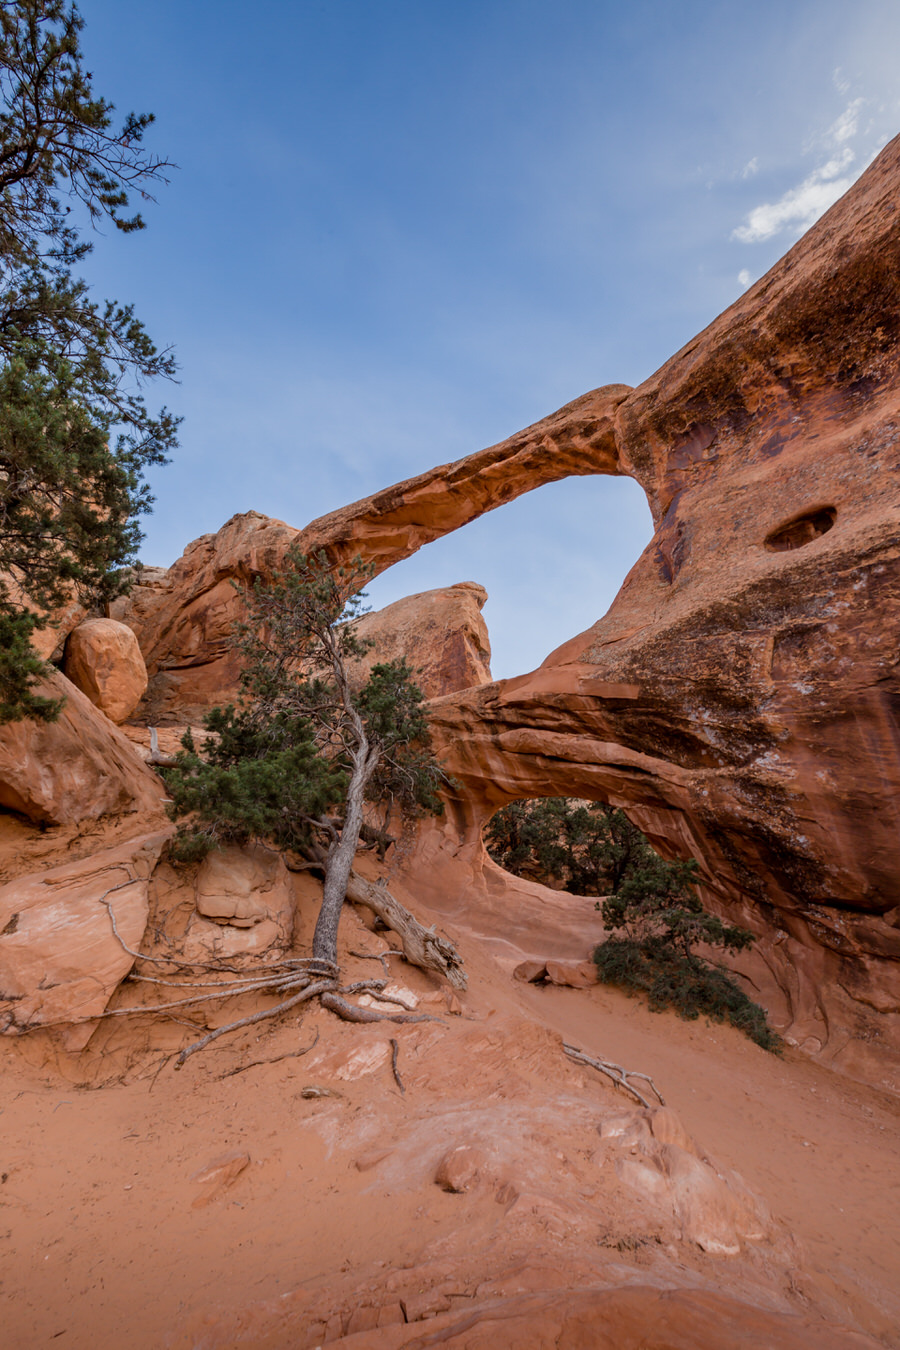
left=764, top=507, right=836, bottom=552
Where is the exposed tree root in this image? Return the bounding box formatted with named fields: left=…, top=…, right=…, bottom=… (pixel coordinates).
left=319, top=990, right=436, bottom=1025
left=562, top=1043, right=666, bottom=1111
left=91, top=872, right=456, bottom=1071
left=216, top=1028, right=321, bottom=1080
left=348, top=949, right=400, bottom=978
left=390, top=1037, right=405, bottom=1094
left=174, top=980, right=337, bottom=1068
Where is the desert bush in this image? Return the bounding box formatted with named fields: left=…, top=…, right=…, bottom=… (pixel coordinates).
left=485, top=796, right=779, bottom=1050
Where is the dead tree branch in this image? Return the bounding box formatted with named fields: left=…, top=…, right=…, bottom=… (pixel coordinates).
left=562, top=1043, right=666, bottom=1111
left=147, top=727, right=179, bottom=768
left=346, top=870, right=466, bottom=990
left=319, top=990, right=436, bottom=1025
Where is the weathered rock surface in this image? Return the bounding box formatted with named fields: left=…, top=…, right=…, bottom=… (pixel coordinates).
left=335, top=1288, right=880, bottom=1348
left=605, top=1105, right=769, bottom=1256
left=63, top=617, right=149, bottom=723
left=189, top=1150, right=250, bottom=1208
left=0, top=831, right=169, bottom=1044
left=180, top=843, right=294, bottom=962
left=0, top=669, right=166, bottom=826
left=347, top=581, right=492, bottom=698
left=114, top=513, right=301, bottom=722
left=0, top=571, right=88, bottom=661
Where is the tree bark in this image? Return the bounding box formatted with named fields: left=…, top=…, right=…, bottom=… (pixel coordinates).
left=345, top=870, right=467, bottom=989
left=311, top=752, right=369, bottom=966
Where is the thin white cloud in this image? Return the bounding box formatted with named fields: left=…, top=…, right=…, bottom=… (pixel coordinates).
left=828, top=97, right=863, bottom=145
left=738, top=269, right=752, bottom=288
left=741, top=156, right=759, bottom=179
left=833, top=67, right=850, bottom=97
left=732, top=170, right=854, bottom=243
left=732, top=99, right=867, bottom=245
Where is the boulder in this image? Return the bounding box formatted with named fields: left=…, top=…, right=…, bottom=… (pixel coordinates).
left=513, top=960, right=548, bottom=983
left=545, top=959, right=598, bottom=988
left=63, top=617, right=149, bottom=723
left=0, top=669, right=166, bottom=825
left=0, top=831, right=169, bottom=1044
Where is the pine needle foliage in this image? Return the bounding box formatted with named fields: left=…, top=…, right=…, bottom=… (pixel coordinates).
left=0, top=2, right=178, bottom=722
left=596, top=851, right=780, bottom=1050
left=485, top=797, right=650, bottom=895
left=593, top=937, right=780, bottom=1050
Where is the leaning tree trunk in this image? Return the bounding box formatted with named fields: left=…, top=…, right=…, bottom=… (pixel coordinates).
left=311, top=738, right=374, bottom=967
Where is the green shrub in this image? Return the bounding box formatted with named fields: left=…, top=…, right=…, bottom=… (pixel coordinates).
left=484, top=797, right=656, bottom=895
left=484, top=796, right=780, bottom=1052
left=593, top=937, right=781, bottom=1051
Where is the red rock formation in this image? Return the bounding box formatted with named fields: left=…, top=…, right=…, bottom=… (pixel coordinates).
left=0, top=669, right=167, bottom=827
left=88, top=133, right=900, bottom=1086
left=347, top=581, right=492, bottom=699
left=0, top=571, right=87, bottom=661
left=63, top=618, right=149, bottom=723
left=180, top=843, right=295, bottom=963
left=0, top=830, right=170, bottom=1046
left=408, top=134, right=900, bottom=1084
left=114, top=513, right=300, bottom=723
left=121, top=527, right=493, bottom=717
left=117, top=389, right=625, bottom=720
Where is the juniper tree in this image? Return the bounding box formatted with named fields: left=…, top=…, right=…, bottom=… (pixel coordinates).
left=166, top=547, right=451, bottom=974
left=484, top=797, right=650, bottom=895
left=0, top=1, right=178, bottom=722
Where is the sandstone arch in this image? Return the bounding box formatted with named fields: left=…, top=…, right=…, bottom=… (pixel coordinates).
left=113, top=132, right=900, bottom=1083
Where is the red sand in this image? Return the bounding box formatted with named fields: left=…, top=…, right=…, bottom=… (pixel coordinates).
left=2, top=873, right=898, bottom=1349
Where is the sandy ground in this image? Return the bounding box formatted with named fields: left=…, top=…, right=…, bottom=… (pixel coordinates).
left=1, top=867, right=899, bottom=1348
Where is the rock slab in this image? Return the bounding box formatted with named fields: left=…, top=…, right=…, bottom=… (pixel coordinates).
left=0, top=831, right=169, bottom=1042
left=0, top=669, right=167, bottom=825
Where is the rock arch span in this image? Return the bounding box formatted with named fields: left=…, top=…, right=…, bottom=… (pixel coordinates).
left=116, top=132, right=900, bottom=1085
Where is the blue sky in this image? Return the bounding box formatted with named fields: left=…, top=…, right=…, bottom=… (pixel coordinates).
left=76, top=0, right=900, bottom=677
